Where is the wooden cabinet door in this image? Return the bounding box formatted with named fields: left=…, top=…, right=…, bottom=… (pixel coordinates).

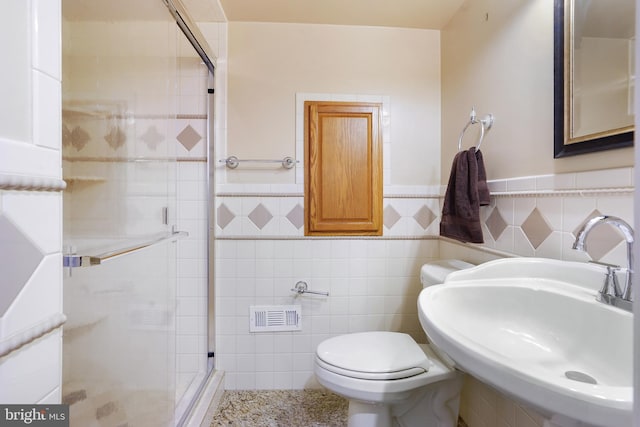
left=304, top=101, right=382, bottom=235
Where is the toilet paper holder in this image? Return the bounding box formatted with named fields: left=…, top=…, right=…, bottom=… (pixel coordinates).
left=291, top=281, right=329, bottom=296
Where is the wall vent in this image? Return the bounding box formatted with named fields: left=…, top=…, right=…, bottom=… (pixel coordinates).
left=249, top=305, right=301, bottom=332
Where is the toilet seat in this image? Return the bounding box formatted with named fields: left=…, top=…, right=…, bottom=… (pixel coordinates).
left=316, top=332, right=432, bottom=381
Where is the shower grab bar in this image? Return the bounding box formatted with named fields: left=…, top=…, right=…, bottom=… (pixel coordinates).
left=219, top=156, right=298, bottom=169
left=0, top=312, right=67, bottom=358
left=63, top=231, right=188, bottom=268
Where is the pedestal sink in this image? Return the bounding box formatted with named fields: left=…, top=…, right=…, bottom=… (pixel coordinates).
left=417, top=257, right=632, bottom=427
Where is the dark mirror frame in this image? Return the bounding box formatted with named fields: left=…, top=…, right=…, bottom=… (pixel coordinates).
left=553, top=0, right=634, bottom=158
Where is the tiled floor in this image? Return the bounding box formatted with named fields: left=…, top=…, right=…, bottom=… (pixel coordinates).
left=210, top=389, right=348, bottom=426
left=210, top=389, right=468, bottom=427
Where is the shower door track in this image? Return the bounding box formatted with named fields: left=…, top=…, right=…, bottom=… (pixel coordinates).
left=163, top=0, right=216, bottom=74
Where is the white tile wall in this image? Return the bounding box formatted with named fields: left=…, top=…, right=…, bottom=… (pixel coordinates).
left=176, top=161, right=209, bottom=396
left=215, top=238, right=438, bottom=390
left=0, top=0, right=63, bottom=404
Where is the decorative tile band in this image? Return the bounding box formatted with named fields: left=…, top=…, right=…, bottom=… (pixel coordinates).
left=0, top=174, right=67, bottom=192
left=214, top=184, right=633, bottom=266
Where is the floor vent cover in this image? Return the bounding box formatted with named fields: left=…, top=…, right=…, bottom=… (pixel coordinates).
left=249, top=305, right=301, bottom=332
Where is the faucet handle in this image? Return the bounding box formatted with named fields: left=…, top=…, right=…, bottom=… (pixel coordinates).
left=608, top=267, right=623, bottom=298
left=589, top=261, right=623, bottom=298
left=588, top=260, right=621, bottom=269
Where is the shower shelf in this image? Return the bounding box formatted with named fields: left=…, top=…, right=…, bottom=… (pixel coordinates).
left=63, top=230, right=188, bottom=269
left=63, top=176, right=106, bottom=191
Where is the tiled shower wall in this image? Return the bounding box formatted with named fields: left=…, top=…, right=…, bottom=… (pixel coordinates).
left=0, top=0, right=64, bottom=403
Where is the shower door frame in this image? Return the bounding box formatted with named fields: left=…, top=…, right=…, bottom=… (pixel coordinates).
left=164, top=0, right=217, bottom=425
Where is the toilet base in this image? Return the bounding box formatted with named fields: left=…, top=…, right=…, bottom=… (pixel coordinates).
left=392, top=373, right=463, bottom=427
left=348, top=401, right=392, bottom=427
left=344, top=373, right=463, bottom=427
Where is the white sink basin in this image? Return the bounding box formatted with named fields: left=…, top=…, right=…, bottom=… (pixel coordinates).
left=417, top=257, right=632, bottom=427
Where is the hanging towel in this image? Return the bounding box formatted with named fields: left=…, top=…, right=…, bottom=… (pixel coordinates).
left=475, top=149, right=490, bottom=206
left=440, top=147, right=489, bottom=243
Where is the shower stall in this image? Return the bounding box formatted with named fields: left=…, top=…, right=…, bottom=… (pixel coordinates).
left=61, top=0, right=215, bottom=425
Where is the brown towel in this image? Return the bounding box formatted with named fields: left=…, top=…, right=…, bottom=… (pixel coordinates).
left=475, top=149, right=490, bottom=206
left=440, top=147, right=489, bottom=243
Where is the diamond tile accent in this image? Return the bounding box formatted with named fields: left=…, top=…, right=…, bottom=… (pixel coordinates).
left=177, top=124, right=202, bottom=151
left=521, top=207, right=553, bottom=249
left=486, top=207, right=508, bottom=241
left=104, top=125, right=126, bottom=149
left=217, top=203, right=236, bottom=229
left=574, top=210, right=625, bottom=260
left=70, top=126, right=90, bottom=151
left=384, top=205, right=401, bottom=229
left=140, top=125, right=164, bottom=150
left=413, top=205, right=437, bottom=230
left=62, top=124, right=71, bottom=147
left=0, top=215, right=44, bottom=316
left=248, top=203, right=273, bottom=230
left=286, top=204, right=304, bottom=229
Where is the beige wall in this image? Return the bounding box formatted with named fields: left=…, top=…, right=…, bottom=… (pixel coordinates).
left=226, top=22, right=441, bottom=185
left=441, top=0, right=634, bottom=182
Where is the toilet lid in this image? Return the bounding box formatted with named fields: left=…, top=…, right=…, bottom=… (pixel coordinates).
left=316, top=332, right=431, bottom=380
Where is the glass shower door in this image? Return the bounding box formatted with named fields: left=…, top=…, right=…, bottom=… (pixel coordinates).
left=61, top=1, right=189, bottom=425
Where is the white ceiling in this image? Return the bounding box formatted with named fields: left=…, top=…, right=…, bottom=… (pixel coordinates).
left=62, top=0, right=226, bottom=22
left=62, top=0, right=463, bottom=29
left=62, top=0, right=636, bottom=37
left=217, top=0, right=465, bottom=29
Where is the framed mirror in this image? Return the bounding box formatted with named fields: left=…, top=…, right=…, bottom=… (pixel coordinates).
left=554, top=0, right=635, bottom=158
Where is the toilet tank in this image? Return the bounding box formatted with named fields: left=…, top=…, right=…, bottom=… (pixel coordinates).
left=420, top=259, right=475, bottom=287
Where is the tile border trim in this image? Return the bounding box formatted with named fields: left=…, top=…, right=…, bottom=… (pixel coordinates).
left=0, top=312, right=67, bottom=358
left=0, top=173, right=67, bottom=192
left=488, top=188, right=634, bottom=198
left=216, top=192, right=441, bottom=199
left=215, top=235, right=440, bottom=241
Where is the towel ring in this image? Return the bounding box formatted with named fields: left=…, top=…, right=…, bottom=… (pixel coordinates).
left=458, top=108, right=494, bottom=152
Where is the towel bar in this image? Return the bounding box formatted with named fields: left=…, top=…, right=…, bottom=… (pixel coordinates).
left=63, top=231, right=189, bottom=269
left=219, top=156, right=298, bottom=169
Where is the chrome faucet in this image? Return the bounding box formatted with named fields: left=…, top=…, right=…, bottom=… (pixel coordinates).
left=572, top=215, right=634, bottom=311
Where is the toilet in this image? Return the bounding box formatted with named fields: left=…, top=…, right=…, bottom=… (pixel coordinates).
left=314, top=259, right=475, bottom=427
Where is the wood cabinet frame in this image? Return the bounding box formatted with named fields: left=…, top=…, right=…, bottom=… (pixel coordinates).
left=304, top=101, right=383, bottom=236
